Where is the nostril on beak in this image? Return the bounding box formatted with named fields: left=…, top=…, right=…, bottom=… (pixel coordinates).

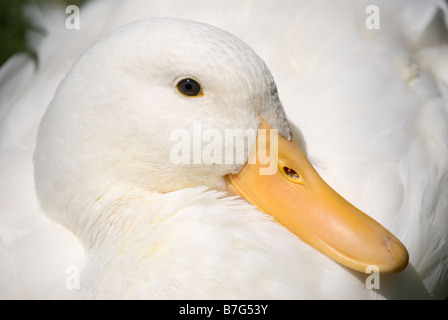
left=279, top=162, right=301, bottom=183
left=283, top=166, right=300, bottom=179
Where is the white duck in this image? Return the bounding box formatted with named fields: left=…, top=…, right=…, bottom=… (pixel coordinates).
left=0, top=0, right=447, bottom=299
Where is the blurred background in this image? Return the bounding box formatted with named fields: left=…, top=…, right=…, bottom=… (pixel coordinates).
left=0, top=0, right=86, bottom=67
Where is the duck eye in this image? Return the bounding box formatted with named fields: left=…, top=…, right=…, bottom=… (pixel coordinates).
left=177, top=78, right=202, bottom=97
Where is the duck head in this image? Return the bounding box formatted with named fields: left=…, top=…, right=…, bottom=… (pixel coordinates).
left=34, top=18, right=408, bottom=273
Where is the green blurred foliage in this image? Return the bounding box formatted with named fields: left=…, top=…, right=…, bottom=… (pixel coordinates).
left=0, top=0, right=33, bottom=66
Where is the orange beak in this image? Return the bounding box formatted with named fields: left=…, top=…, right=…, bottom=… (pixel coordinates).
left=226, top=119, right=408, bottom=273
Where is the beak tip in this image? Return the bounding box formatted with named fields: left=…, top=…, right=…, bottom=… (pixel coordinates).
left=386, top=239, right=409, bottom=273
left=369, top=237, right=408, bottom=274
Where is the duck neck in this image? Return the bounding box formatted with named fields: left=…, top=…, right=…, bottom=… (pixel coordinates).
left=65, top=182, right=159, bottom=252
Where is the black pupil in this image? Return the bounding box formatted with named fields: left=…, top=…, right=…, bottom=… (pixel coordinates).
left=178, top=79, right=201, bottom=96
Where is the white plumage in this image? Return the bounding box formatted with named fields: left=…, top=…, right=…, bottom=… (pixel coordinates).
left=0, top=0, right=447, bottom=299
